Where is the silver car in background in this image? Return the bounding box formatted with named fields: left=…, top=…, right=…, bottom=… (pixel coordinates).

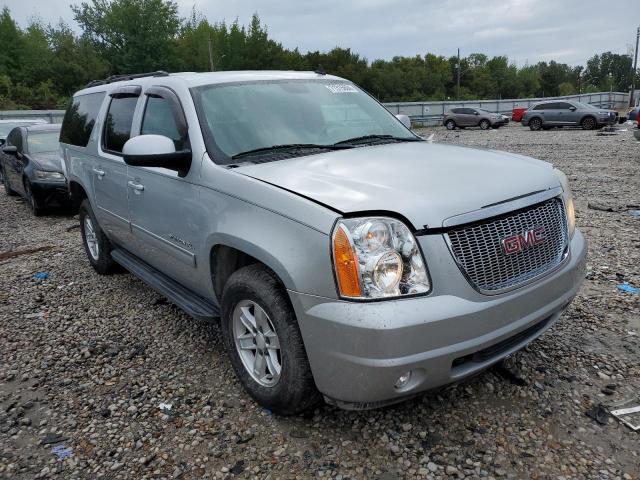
left=521, top=100, right=617, bottom=130
left=443, top=107, right=509, bottom=130
left=61, top=71, right=587, bottom=414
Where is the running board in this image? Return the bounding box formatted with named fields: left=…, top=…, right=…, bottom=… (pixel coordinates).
left=111, top=248, right=220, bottom=321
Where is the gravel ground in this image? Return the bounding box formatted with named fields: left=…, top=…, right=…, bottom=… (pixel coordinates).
left=1, top=125, right=639, bottom=479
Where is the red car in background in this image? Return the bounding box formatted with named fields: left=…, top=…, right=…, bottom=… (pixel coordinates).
left=511, top=106, right=528, bottom=122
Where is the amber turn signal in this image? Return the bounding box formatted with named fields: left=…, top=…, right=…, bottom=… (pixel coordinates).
left=333, top=225, right=362, bottom=297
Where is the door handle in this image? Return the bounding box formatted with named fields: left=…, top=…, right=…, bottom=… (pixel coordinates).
left=127, top=180, right=144, bottom=192
left=93, top=168, right=105, bottom=178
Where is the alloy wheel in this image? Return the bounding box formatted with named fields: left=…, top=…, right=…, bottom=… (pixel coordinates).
left=232, top=299, right=282, bottom=387
left=83, top=216, right=100, bottom=260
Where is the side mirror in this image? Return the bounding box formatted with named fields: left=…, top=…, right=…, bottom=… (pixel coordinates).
left=395, top=114, right=411, bottom=129
left=474, top=111, right=479, bottom=115
left=2, top=145, right=17, bottom=154
left=569, top=106, right=576, bottom=111
left=122, top=135, right=191, bottom=175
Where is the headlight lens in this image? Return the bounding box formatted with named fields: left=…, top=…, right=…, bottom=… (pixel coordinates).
left=553, top=168, right=575, bottom=238
left=34, top=170, right=65, bottom=181
left=332, top=217, right=430, bottom=299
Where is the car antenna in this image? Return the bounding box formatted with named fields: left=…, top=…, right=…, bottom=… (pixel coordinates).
left=315, top=65, right=326, bottom=75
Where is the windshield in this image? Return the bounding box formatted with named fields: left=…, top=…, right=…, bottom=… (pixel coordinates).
left=192, top=80, right=416, bottom=163
left=27, top=132, right=60, bottom=154
left=0, top=122, right=41, bottom=136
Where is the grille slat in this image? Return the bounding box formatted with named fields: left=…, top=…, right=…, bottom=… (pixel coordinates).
left=447, top=198, right=568, bottom=293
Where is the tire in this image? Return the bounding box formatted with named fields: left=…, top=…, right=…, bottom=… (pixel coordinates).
left=479, top=119, right=490, bottom=130
left=23, top=179, right=45, bottom=216
left=221, top=264, right=320, bottom=415
left=444, top=119, right=456, bottom=130
left=581, top=116, right=596, bottom=130
left=529, top=118, right=542, bottom=131
left=79, top=199, right=118, bottom=274
left=1, top=167, right=16, bottom=196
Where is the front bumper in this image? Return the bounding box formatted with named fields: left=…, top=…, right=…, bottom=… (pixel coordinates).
left=290, top=229, right=587, bottom=409
left=31, top=180, right=70, bottom=207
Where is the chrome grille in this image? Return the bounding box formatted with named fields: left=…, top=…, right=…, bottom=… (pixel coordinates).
left=447, top=198, right=568, bottom=293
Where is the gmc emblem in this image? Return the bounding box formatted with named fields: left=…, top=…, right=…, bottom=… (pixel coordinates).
left=501, top=227, right=546, bottom=255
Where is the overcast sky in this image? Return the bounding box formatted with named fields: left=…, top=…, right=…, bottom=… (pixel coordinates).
left=3, top=0, right=639, bottom=66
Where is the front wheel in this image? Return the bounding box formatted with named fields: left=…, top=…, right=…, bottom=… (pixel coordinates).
left=444, top=119, right=456, bottom=130
left=221, top=264, right=320, bottom=415
left=529, top=118, right=542, bottom=131
left=1, top=167, right=16, bottom=196
left=24, top=179, right=45, bottom=216
left=79, top=199, right=118, bottom=274
left=479, top=119, right=490, bottom=130
left=581, top=116, right=596, bottom=130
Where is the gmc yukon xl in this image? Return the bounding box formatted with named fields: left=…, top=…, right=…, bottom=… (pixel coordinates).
left=60, top=71, right=587, bottom=414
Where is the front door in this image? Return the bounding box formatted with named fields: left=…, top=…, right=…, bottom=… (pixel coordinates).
left=127, top=88, right=203, bottom=293
left=94, top=89, right=141, bottom=245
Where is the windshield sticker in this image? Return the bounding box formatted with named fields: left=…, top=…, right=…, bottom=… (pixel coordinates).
left=325, top=84, right=359, bottom=94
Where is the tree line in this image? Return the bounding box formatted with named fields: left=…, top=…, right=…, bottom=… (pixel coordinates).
left=0, top=0, right=637, bottom=110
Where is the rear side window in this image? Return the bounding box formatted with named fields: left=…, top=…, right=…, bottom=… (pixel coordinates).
left=450, top=108, right=462, bottom=114
left=533, top=104, right=549, bottom=110
left=141, top=96, right=184, bottom=150
left=60, top=92, right=106, bottom=147
left=103, top=96, right=138, bottom=154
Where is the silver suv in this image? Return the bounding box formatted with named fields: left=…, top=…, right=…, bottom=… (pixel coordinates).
left=521, top=100, right=617, bottom=130
left=443, top=107, right=508, bottom=130
left=61, top=71, right=587, bottom=414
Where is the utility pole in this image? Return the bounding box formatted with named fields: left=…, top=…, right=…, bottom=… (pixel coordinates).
left=457, top=48, right=461, bottom=100
left=208, top=33, right=214, bottom=72
left=630, top=26, right=639, bottom=107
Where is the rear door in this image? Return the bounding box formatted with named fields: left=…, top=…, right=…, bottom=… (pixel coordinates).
left=94, top=87, right=141, bottom=245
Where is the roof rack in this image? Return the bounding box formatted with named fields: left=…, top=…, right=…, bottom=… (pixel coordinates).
left=85, top=71, right=169, bottom=88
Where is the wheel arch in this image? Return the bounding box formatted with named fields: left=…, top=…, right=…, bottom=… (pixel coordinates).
left=208, top=235, right=296, bottom=303
left=68, top=179, right=89, bottom=209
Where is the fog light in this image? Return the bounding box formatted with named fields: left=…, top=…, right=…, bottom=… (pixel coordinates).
left=395, top=371, right=412, bottom=389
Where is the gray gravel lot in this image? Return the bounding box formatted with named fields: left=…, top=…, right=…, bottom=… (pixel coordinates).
left=1, top=125, right=639, bottom=479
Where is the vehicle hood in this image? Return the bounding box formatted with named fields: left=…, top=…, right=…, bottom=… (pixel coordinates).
left=235, top=142, right=560, bottom=229
left=30, top=151, right=63, bottom=172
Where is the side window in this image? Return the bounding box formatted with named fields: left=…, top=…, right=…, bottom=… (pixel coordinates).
left=463, top=108, right=476, bottom=115
left=556, top=102, right=572, bottom=110
left=533, top=104, right=548, bottom=111
left=6, top=128, right=22, bottom=151
left=141, top=96, right=184, bottom=150
left=103, top=96, right=138, bottom=154
left=60, top=92, right=106, bottom=147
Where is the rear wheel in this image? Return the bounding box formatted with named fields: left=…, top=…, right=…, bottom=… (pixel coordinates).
left=221, top=264, right=320, bottom=415
left=79, top=199, right=118, bottom=274
left=24, top=179, right=45, bottom=216
left=1, top=167, right=16, bottom=196
left=581, top=116, right=596, bottom=130
left=479, top=119, right=490, bottom=130
left=529, top=118, right=542, bottom=131
left=444, top=119, right=456, bottom=130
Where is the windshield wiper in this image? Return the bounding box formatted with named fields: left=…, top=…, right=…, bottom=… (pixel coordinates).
left=232, top=143, right=352, bottom=160
left=333, top=134, right=422, bottom=146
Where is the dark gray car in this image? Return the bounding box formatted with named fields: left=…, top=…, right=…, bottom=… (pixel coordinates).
left=443, top=107, right=508, bottom=130
left=521, top=100, right=617, bottom=131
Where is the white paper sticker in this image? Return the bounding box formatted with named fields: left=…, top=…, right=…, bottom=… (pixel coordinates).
left=325, top=84, right=359, bottom=94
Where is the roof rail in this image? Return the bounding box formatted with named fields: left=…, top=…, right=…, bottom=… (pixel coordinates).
left=85, top=71, right=170, bottom=88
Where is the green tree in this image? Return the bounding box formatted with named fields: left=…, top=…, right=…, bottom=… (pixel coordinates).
left=72, top=0, right=181, bottom=73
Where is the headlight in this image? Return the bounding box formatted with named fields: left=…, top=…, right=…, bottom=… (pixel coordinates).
left=34, top=170, right=65, bottom=181
left=553, top=168, right=575, bottom=238
left=332, top=217, right=430, bottom=299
